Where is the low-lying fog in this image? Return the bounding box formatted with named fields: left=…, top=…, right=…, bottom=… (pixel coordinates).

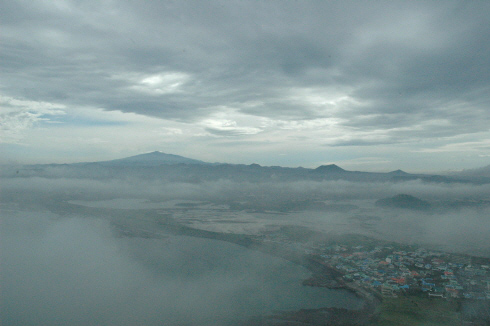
left=3, top=175, right=489, bottom=255
left=1, top=211, right=362, bottom=326
left=1, top=173, right=489, bottom=325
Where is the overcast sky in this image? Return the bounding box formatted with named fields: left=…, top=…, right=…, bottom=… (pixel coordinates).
left=1, top=0, right=489, bottom=171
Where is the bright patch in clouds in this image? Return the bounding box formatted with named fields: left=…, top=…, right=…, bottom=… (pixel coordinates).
left=201, top=108, right=264, bottom=137
left=125, top=72, right=190, bottom=95
left=288, top=87, right=355, bottom=114
left=0, top=96, right=66, bottom=143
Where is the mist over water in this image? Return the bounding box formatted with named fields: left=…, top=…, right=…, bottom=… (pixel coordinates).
left=1, top=162, right=490, bottom=325
left=0, top=210, right=362, bottom=326
left=3, top=0, right=490, bottom=323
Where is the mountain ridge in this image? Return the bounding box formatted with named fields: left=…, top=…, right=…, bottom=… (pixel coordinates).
left=4, top=151, right=490, bottom=184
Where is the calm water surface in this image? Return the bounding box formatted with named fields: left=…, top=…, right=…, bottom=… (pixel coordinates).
left=119, top=235, right=364, bottom=324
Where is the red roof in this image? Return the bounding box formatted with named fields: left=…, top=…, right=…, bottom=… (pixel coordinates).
left=391, top=277, right=406, bottom=284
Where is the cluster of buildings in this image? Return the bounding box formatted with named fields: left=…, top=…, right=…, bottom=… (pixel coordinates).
left=259, top=227, right=490, bottom=301
left=315, top=243, right=490, bottom=300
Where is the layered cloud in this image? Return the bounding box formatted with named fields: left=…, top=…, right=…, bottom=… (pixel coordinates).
left=1, top=0, right=489, bottom=169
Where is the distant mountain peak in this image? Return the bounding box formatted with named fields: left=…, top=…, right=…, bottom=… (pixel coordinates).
left=314, top=164, right=345, bottom=173
left=99, top=151, right=207, bottom=166
left=389, top=169, right=409, bottom=175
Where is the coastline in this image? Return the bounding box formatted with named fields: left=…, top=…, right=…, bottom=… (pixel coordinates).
left=161, top=222, right=379, bottom=325
left=108, top=215, right=490, bottom=325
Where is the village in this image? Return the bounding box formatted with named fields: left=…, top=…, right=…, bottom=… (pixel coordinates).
left=261, top=230, right=490, bottom=301
left=320, top=244, right=490, bottom=300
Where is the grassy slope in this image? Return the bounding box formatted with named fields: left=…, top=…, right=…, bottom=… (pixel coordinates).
left=370, top=296, right=461, bottom=326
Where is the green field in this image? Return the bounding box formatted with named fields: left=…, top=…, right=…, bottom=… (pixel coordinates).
left=370, top=296, right=461, bottom=326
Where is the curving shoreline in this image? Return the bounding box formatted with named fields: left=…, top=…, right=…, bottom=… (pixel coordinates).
left=162, top=223, right=379, bottom=325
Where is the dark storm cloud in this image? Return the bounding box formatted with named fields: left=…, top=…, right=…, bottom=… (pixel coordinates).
left=1, top=0, right=489, bottom=143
